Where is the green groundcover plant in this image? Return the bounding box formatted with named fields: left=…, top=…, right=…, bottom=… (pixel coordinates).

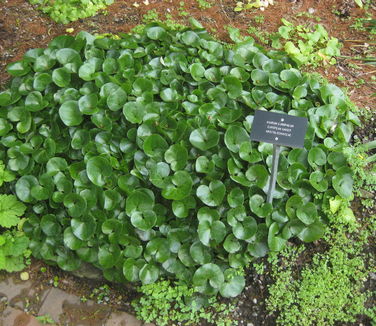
left=0, top=20, right=359, bottom=297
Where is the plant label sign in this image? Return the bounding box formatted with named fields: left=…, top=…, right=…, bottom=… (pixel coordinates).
left=250, top=110, right=308, bottom=203
left=250, top=110, right=308, bottom=148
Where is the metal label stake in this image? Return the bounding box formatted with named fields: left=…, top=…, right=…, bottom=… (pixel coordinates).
left=250, top=110, right=308, bottom=205
left=267, top=144, right=281, bottom=204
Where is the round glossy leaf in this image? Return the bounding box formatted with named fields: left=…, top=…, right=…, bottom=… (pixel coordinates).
left=280, top=69, right=302, bottom=89
left=149, top=162, right=170, bottom=188
left=76, top=247, right=97, bottom=263
left=195, top=156, right=215, bottom=174
left=190, top=241, right=212, bottom=264
left=160, top=88, right=179, bottom=102
left=98, top=244, right=121, bottom=269
left=189, top=127, right=219, bottom=151
left=327, top=152, right=347, bottom=170
left=251, top=69, right=269, bottom=86
left=308, top=147, right=327, bottom=167
left=40, top=214, right=61, bottom=236
left=193, top=263, right=224, bottom=289
left=205, top=67, right=221, bottom=82
left=63, top=227, right=84, bottom=250
left=46, top=157, right=68, bottom=176
left=7, top=60, right=31, bottom=76
left=52, top=68, right=71, bottom=87
left=220, top=272, right=245, bottom=298
left=78, top=62, right=96, bottom=81
left=227, top=206, right=246, bottom=226
left=78, top=94, right=98, bottom=115
left=118, top=175, right=140, bottom=194
left=249, top=194, right=272, bottom=218
left=245, top=164, right=269, bottom=189
left=296, top=202, right=317, bottom=225
left=33, top=73, right=52, bottom=91
left=298, top=222, right=326, bottom=242
left=130, top=210, right=157, bottom=231
left=198, top=220, right=226, bottom=246
left=248, top=241, right=268, bottom=257
left=123, top=102, right=146, bottom=124
left=71, top=215, right=96, bottom=241
left=172, top=196, right=195, bottom=218
left=133, top=77, right=154, bottom=95
left=190, top=63, right=205, bottom=81
left=162, top=171, right=193, bottom=201
left=139, top=263, right=159, bottom=285
left=309, top=171, right=328, bottom=192
left=25, top=91, right=45, bottom=112
left=143, top=134, right=169, bottom=160
left=332, top=167, right=353, bottom=199
left=59, top=100, right=83, bottom=127
left=56, top=48, right=81, bottom=65
left=178, top=244, right=195, bottom=267
left=15, top=175, right=39, bottom=203
left=145, top=238, right=170, bottom=263
left=224, top=126, right=249, bottom=153
left=124, top=245, right=143, bottom=259
left=103, top=189, right=121, bottom=211
left=181, top=31, right=200, bottom=46
left=223, top=76, right=242, bottom=99
left=227, top=188, right=244, bottom=208
left=57, top=250, right=81, bottom=272
left=164, top=144, right=188, bottom=171
left=107, top=88, right=127, bottom=111
left=286, top=195, right=304, bottom=218
left=223, top=234, right=241, bottom=253
left=232, top=217, right=257, bottom=241
left=197, top=180, right=226, bottom=207
left=123, top=258, right=142, bottom=282
left=86, top=156, right=113, bottom=187
left=146, top=26, right=167, bottom=40
left=262, top=59, right=284, bottom=73
left=126, top=189, right=154, bottom=215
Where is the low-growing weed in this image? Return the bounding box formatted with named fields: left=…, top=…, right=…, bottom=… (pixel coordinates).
left=267, top=222, right=374, bottom=326
left=133, top=280, right=237, bottom=326
left=36, top=314, right=55, bottom=325
left=90, top=284, right=111, bottom=304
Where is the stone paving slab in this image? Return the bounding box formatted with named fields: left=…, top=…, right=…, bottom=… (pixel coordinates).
left=0, top=276, right=51, bottom=312
left=0, top=306, right=45, bottom=326
left=104, top=311, right=142, bottom=326
left=38, top=287, right=112, bottom=326
left=0, top=276, right=155, bottom=326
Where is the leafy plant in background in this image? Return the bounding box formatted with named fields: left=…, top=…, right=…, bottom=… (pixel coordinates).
left=343, top=139, right=376, bottom=208
left=0, top=161, right=31, bottom=272
left=28, top=0, right=114, bottom=24
left=0, top=20, right=358, bottom=298
left=235, top=0, right=275, bottom=12
left=195, top=0, right=214, bottom=10
left=270, top=19, right=342, bottom=66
